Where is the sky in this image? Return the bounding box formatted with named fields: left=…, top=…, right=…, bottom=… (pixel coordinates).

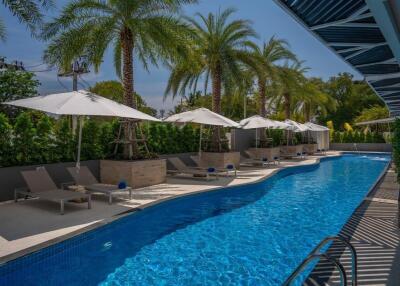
left=0, top=0, right=361, bottom=112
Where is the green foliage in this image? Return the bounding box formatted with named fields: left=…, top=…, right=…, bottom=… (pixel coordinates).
left=355, top=105, right=389, bottom=123
left=34, top=115, right=57, bottom=163
left=13, top=112, right=36, bottom=164
left=54, top=118, right=74, bottom=162
left=1, top=0, right=54, bottom=40
left=392, top=119, right=400, bottom=181
left=0, top=113, right=13, bottom=166
left=266, top=129, right=284, bottom=147
left=331, top=130, right=386, bottom=144
left=319, top=73, right=385, bottom=129
left=90, top=81, right=157, bottom=116
left=80, top=120, right=103, bottom=161
left=0, top=69, right=40, bottom=116
left=145, top=123, right=199, bottom=154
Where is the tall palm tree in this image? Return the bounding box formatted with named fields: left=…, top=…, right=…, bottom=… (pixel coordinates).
left=272, top=61, right=308, bottom=119
left=165, top=8, right=258, bottom=150
left=251, top=37, right=296, bottom=117
left=296, top=79, right=337, bottom=122
left=1, top=0, right=54, bottom=41
left=42, top=0, right=196, bottom=158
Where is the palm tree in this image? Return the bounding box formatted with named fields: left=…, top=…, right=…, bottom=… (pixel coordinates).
left=165, top=8, right=258, bottom=150
left=0, top=0, right=54, bottom=41
left=272, top=61, right=308, bottom=119
left=296, top=79, right=337, bottom=122
left=251, top=37, right=296, bottom=117
left=42, top=0, right=196, bottom=158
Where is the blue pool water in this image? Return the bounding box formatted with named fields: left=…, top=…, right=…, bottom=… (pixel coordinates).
left=0, top=154, right=390, bottom=286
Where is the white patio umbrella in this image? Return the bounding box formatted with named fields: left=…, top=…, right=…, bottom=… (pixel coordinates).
left=3, top=90, right=160, bottom=167
left=239, top=115, right=291, bottom=148
left=164, top=108, right=239, bottom=155
left=284, top=119, right=311, bottom=132
left=304, top=122, right=330, bottom=131
left=283, top=119, right=311, bottom=146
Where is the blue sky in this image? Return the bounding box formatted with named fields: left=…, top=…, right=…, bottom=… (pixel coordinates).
left=0, top=0, right=360, bottom=111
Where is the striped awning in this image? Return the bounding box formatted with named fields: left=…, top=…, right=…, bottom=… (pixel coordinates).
left=273, top=0, right=400, bottom=116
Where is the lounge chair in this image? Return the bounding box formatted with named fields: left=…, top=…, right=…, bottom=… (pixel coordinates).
left=280, top=150, right=304, bottom=159
left=315, top=148, right=327, bottom=155
left=167, top=157, right=219, bottom=181
left=240, top=152, right=270, bottom=167
left=15, top=168, right=92, bottom=215
left=190, top=155, right=237, bottom=176
left=67, top=166, right=132, bottom=204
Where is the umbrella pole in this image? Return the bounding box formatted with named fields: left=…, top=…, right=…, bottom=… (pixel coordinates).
left=256, top=128, right=258, bottom=149
left=199, top=124, right=202, bottom=158
left=76, top=116, right=84, bottom=169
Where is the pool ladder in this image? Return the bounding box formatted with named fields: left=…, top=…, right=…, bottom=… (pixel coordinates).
left=283, top=236, right=357, bottom=286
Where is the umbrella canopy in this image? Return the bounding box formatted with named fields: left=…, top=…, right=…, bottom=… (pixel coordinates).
left=4, top=90, right=160, bottom=168
left=239, top=115, right=291, bottom=130
left=284, top=119, right=311, bottom=132
left=305, top=122, right=330, bottom=132
left=164, top=108, right=239, bottom=127
left=3, top=90, right=160, bottom=121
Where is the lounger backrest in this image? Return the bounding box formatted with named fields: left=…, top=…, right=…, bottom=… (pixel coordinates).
left=67, top=166, right=99, bottom=185
left=168, top=157, right=187, bottom=171
left=21, top=169, right=58, bottom=193
left=245, top=151, right=256, bottom=159
left=190, top=156, right=200, bottom=166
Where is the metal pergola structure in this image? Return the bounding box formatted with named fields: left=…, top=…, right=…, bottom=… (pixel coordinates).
left=273, top=0, right=400, bottom=116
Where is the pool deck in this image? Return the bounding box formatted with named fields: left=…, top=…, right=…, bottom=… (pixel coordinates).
left=0, top=152, right=341, bottom=264
left=304, top=161, right=400, bottom=286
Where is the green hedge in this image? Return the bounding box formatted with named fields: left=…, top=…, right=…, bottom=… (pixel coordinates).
left=331, top=131, right=385, bottom=143
left=0, top=112, right=200, bottom=167
left=392, top=119, right=400, bottom=182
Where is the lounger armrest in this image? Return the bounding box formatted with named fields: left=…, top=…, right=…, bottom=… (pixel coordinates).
left=60, top=181, right=75, bottom=190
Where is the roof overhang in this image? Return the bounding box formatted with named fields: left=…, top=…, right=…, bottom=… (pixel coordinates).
left=273, top=0, right=400, bottom=116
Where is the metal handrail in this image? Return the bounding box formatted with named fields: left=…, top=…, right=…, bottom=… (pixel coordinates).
left=283, top=253, right=347, bottom=286
left=313, top=236, right=357, bottom=286
left=282, top=236, right=357, bottom=286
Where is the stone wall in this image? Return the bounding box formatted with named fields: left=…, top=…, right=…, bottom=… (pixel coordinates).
left=198, top=152, right=241, bottom=169
left=247, top=147, right=280, bottom=161
left=330, top=143, right=392, bottom=152
left=100, top=159, right=167, bottom=189
left=280, top=145, right=303, bottom=156
left=303, top=143, right=318, bottom=154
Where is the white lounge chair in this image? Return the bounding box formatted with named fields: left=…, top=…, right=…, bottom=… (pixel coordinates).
left=15, top=168, right=92, bottom=215
left=67, top=166, right=132, bottom=204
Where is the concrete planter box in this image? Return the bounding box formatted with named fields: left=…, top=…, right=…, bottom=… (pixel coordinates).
left=247, top=147, right=280, bottom=161
left=100, top=159, right=167, bottom=189
left=330, top=143, right=392, bottom=152
left=303, top=143, right=318, bottom=154
left=199, top=152, right=241, bottom=169
left=280, top=145, right=303, bottom=156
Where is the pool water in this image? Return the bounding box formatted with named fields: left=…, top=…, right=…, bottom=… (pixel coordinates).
left=0, top=154, right=390, bottom=286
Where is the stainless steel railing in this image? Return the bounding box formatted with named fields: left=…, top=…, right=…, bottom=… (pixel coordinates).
left=283, top=236, right=357, bottom=286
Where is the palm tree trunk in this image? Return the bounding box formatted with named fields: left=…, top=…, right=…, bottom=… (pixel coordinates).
left=284, top=92, right=291, bottom=119
left=121, top=26, right=138, bottom=159
left=211, top=65, right=222, bottom=152
left=305, top=103, right=311, bottom=122
left=258, top=78, right=267, bottom=145
left=258, top=79, right=266, bottom=117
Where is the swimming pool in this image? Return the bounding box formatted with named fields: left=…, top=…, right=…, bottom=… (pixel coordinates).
left=0, top=154, right=390, bottom=285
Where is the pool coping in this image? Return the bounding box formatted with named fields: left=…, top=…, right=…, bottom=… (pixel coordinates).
left=304, top=154, right=396, bottom=285
left=0, top=152, right=378, bottom=266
